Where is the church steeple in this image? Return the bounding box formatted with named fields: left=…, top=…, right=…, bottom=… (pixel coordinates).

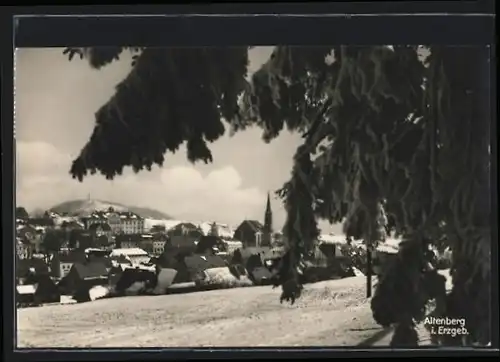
left=263, top=192, right=273, bottom=246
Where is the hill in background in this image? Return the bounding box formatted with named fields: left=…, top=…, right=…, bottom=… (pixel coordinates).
left=49, top=199, right=173, bottom=220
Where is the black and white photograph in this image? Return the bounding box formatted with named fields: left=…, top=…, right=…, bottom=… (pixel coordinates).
left=14, top=44, right=492, bottom=349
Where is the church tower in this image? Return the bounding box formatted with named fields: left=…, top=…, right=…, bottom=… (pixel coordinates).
left=263, top=192, right=273, bottom=246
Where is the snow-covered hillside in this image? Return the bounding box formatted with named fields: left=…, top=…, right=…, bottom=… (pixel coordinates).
left=49, top=199, right=173, bottom=219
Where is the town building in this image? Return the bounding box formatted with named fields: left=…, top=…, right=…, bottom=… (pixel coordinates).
left=82, top=208, right=145, bottom=235
left=233, top=220, right=265, bottom=248
left=58, top=261, right=109, bottom=296
left=16, top=238, right=30, bottom=260
left=114, top=233, right=143, bottom=249
left=167, top=222, right=203, bottom=238
left=110, top=248, right=150, bottom=266
left=52, top=250, right=87, bottom=279
left=233, top=193, right=274, bottom=248
left=151, top=233, right=168, bottom=256
left=16, top=275, right=60, bottom=307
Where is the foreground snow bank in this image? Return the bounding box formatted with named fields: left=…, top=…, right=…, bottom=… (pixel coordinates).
left=196, top=267, right=253, bottom=288
left=18, top=275, right=378, bottom=348
left=88, top=285, right=112, bottom=301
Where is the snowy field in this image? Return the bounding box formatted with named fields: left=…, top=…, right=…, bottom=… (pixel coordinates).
left=17, top=270, right=452, bottom=348
left=17, top=276, right=385, bottom=348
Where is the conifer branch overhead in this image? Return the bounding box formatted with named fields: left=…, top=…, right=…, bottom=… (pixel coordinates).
left=64, top=45, right=491, bottom=346
left=68, top=47, right=249, bottom=181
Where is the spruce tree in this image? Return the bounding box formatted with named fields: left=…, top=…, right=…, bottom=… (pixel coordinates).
left=64, top=45, right=491, bottom=346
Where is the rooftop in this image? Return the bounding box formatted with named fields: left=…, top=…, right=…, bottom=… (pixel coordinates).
left=17, top=284, right=36, bottom=295
left=110, top=248, right=149, bottom=257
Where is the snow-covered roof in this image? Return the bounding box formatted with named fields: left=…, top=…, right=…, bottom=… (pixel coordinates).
left=144, top=219, right=184, bottom=231
left=110, top=248, right=148, bottom=257
left=17, top=284, right=36, bottom=294
left=318, top=234, right=349, bottom=244
left=384, top=238, right=403, bottom=248
left=197, top=222, right=235, bottom=239
left=120, top=264, right=156, bottom=272
left=85, top=248, right=107, bottom=253
left=376, top=244, right=399, bottom=254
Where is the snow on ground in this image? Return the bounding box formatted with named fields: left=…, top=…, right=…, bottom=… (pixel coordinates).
left=17, top=270, right=454, bottom=348
left=17, top=276, right=386, bottom=348
left=88, top=286, right=111, bottom=301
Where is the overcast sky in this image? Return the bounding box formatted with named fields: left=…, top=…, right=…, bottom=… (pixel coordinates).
left=15, top=47, right=342, bottom=233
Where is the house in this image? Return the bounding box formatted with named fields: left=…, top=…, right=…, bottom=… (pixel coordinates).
left=229, top=246, right=281, bottom=285
left=114, top=233, right=144, bottom=249
left=85, top=248, right=113, bottom=270
left=167, top=222, right=203, bottom=238
left=151, top=233, right=168, bottom=256
left=143, top=219, right=183, bottom=233
left=299, top=242, right=354, bottom=282
left=58, top=261, right=109, bottom=295
left=16, top=257, right=50, bottom=282
left=308, top=241, right=347, bottom=267
left=318, top=241, right=346, bottom=259
left=110, top=248, right=150, bottom=265
left=118, top=211, right=145, bottom=235
left=167, top=235, right=198, bottom=256
left=83, top=208, right=145, bottom=235
left=16, top=224, right=43, bottom=254
left=184, top=254, right=228, bottom=281
left=195, top=235, right=227, bottom=254
left=154, top=239, right=207, bottom=284
left=233, top=220, right=270, bottom=248
left=51, top=250, right=87, bottom=279
left=131, top=233, right=168, bottom=255
left=59, top=219, right=84, bottom=229
left=26, top=217, right=55, bottom=229
left=16, top=274, right=60, bottom=307
left=225, top=240, right=243, bottom=254
left=153, top=252, right=190, bottom=284
left=231, top=247, right=272, bottom=274
left=110, top=253, right=134, bottom=266
left=16, top=238, right=30, bottom=259
left=197, top=222, right=235, bottom=239
left=113, top=265, right=158, bottom=295
left=160, top=238, right=197, bottom=282
left=88, top=222, right=113, bottom=240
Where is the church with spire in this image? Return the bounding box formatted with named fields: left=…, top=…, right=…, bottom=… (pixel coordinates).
left=233, top=192, right=274, bottom=248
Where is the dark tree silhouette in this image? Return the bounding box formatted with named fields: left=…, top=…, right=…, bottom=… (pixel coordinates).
left=63, top=45, right=491, bottom=346
left=68, top=229, right=81, bottom=249
left=95, top=234, right=110, bottom=248
left=16, top=206, right=29, bottom=220
left=41, top=229, right=65, bottom=263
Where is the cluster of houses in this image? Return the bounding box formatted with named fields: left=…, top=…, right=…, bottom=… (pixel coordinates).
left=16, top=195, right=410, bottom=308
left=15, top=194, right=284, bottom=263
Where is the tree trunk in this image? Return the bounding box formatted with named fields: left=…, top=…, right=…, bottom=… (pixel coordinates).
left=366, top=247, right=372, bottom=298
